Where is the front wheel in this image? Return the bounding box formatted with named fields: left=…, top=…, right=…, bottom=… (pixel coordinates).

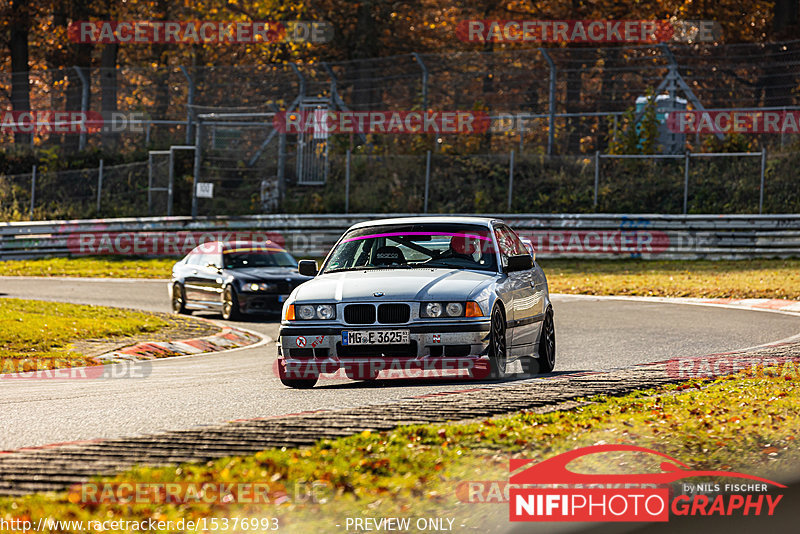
left=489, top=306, right=508, bottom=379
left=221, top=286, right=241, bottom=321
left=278, top=361, right=318, bottom=388
left=537, top=308, right=556, bottom=373
left=171, top=283, right=190, bottom=315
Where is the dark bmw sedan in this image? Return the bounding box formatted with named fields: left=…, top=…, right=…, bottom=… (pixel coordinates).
left=169, top=240, right=311, bottom=320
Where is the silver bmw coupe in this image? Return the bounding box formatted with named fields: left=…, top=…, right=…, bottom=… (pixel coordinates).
left=276, top=216, right=555, bottom=388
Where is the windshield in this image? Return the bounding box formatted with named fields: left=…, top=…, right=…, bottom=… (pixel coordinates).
left=321, top=223, right=497, bottom=274
left=223, top=247, right=297, bottom=269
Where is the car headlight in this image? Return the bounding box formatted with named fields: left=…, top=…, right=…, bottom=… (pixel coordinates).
left=421, top=301, right=482, bottom=318
left=317, top=304, right=335, bottom=319
left=446, top=302, right=464, bottom=317
left=245, top=282, right=276, bottom=292
left=297, top=304, right=316, bottom=320
left=424, top=302, right=443, bottom=318
left=290, top=303, right=336, bottom=321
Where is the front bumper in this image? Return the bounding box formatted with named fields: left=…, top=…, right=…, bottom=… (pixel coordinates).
left=277, top=321, right=491, bottom=379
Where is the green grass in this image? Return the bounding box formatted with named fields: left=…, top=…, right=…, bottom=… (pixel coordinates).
left=0, top=256, right=177, bottom=278
left=2, top=366, right=798, bottom=532
left=0, top=298, right=169, bottom=370
left=541, top=258, right=800, bottom=299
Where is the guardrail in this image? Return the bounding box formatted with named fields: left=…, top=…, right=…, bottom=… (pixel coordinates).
left=1, top=214, right=799, bottom=261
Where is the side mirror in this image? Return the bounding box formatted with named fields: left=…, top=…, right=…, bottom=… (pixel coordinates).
left=520, top=238, right=535, bottom=260
left=298, top=259, right=319, bottom=277
left=206, top=263, right=222, bottom=273
left=505, top=254, right=533, bottom=273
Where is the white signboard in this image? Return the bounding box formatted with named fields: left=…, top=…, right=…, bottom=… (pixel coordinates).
left=196, top=182, right=214, bottom=198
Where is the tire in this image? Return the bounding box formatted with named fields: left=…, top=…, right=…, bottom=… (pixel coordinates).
left=278, top=361, right=318, bottom=388
left=171, top=283, right=190, bottom=315
left=537, top=308, right=556, bottom=374
left=489, top=306, right=508, bottom=379
left=221, top=286, right=241, bottom=321
left=280, top=376, right=318, bottom=389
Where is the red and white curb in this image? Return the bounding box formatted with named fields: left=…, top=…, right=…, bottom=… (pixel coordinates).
left=93, top=322, right=264, bottom=363
left=0, top=319, right=270, bottom=381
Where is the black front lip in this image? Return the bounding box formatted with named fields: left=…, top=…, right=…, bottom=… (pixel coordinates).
left=279, top=322, right=491, bottom=336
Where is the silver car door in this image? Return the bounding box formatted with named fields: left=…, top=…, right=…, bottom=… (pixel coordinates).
left=494, top=226, right=526, bottom=354
left=499, top=225, right=540, bottom=350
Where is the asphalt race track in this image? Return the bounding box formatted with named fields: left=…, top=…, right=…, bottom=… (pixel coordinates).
left=1, top=276, right=799, bottom=451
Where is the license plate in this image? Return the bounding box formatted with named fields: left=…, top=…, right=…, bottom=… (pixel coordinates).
left=278, top=295, right=289, bottom=303
left=342, top=330, right=410, bottom=345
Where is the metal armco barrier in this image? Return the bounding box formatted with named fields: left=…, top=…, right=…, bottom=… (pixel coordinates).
left=1, top=214, right=800, bottom=261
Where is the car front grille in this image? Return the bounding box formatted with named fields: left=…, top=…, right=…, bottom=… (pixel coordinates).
left=344, top=304, right=376, bottom=324
left=344, top=303, right=411, bottom=324
left=377, top=303, right=410, bottom=324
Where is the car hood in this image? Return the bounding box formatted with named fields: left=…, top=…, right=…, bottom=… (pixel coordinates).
left=227, top=266, right=305, bottom=282
left=292, top=268, right=496, bottom=302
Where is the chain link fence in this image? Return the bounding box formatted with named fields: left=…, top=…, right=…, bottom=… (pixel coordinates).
left=0, top=162, right=149, bottom=221
left=3, top=149, right=799, bottom=220
left=2, top=41, right=799, bottom=152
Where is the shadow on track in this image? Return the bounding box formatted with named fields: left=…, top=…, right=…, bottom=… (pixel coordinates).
left=311, top=369, right=595, bottom=390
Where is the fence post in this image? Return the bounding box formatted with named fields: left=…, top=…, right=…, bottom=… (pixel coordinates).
left=147, top=152, right=153, bottom=215
left=29, top=165, right=36, bottom=220
left=97, top=159, right=104, bottom=213
left=192, top=121, right=203, bottom=219
left=683, top=151, right=690, bottom=215
left=424, top=150, right=431, bottom=214
left=345, top=149, right=351, bottom=214
left=759, top=146, right=767, bottom=214
left=412, top=53, right=428, bottom=110
left=180, top=66, right=195, bottom=145
left=508, top=150, right=515, bottom=211
left=277, top=132, right=286, bottom=209
left=73, top=66, right=89, bottom=151
left=593, top=151, right=600, bottom=209
left=167, top=150, right=174, bottom=217
left=539, top=48, right=557, bottom=156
